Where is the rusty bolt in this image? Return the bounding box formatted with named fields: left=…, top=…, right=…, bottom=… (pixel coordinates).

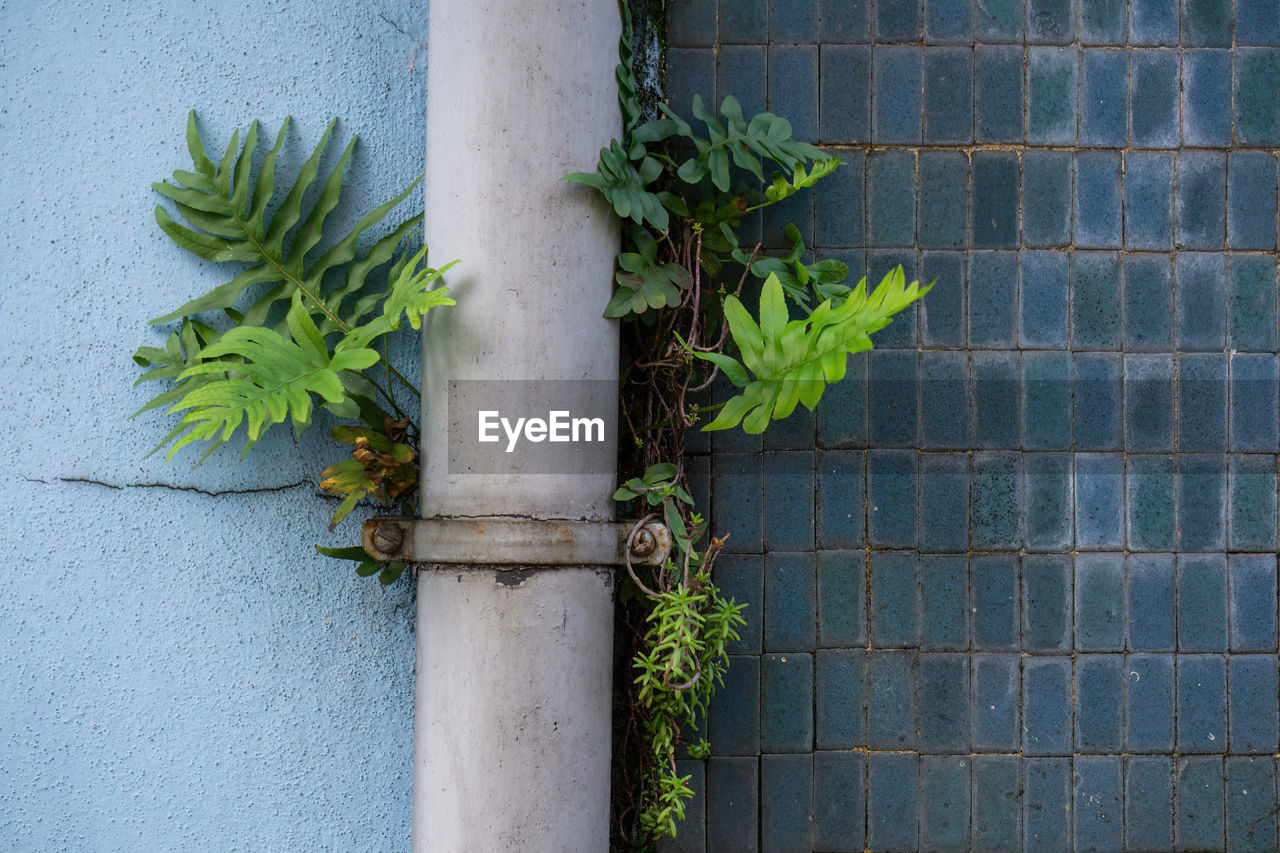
left=372, top=522, right=404, bottom=555
left=630, top=527, right=657, bottom=558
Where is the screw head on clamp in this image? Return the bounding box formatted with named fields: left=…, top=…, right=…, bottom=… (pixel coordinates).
left=371, top=522, right=404, bottom=555
left=630, top=527, right=657, bottom=558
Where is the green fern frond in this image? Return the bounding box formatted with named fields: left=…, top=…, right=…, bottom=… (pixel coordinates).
left=689, top=268, right=930, bottom=434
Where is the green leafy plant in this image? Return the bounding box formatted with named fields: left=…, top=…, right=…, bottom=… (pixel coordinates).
left=132, top=112, right=454, bottom=581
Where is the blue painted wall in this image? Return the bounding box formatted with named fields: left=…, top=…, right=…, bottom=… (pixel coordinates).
left=1, top=2, right=426, bottom=849
left=665, top=1, right=1280, bottom=851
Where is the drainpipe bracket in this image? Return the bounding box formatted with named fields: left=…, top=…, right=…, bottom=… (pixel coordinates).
left=362, top=516, right=672, bottom=567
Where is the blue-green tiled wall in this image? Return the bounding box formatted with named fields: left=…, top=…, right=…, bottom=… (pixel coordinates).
left=664, top=1, right=1280, bottom=850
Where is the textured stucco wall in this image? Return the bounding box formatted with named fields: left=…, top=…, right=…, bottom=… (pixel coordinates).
left=0, top=2, right=427, bottom=849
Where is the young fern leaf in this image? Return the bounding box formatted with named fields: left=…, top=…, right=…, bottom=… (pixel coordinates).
left=148, top=111, right=422, bottom=331
left=162, top=293, right=380, bottom=461
left=689, top=268, right=930, bottom=434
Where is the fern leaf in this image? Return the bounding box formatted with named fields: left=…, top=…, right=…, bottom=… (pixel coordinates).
left=691, top=270, right=930, bottom=434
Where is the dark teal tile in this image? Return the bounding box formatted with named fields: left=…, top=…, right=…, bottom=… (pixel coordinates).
left=1075, top=454, right=1124, bottom=550
left=1129, top=554, right=1177, bottom=650
left=669, top=0, right=717, bottom=46
left=1072, top=252, right=1123, bottom=348
left=1025, top=758, right=1072, bottom=852
left=971, top=152, right=1019, bottom=247
left=770, top=0, right=818, bottom=42
left=819, top=45, right=869, bottom=144
left=1081, top=50, right=1128, bottom=146
left=867, top=449, right=916, bottom=547
left=768, top=45, right=818, bottom=143
left=1183, top=50, right=1232, bottom=146
left=764, top=188, right=812, bottom=254
left=1127, top=455, right=1177, bottom=552
left=1179, top=354, right=1228, bottom=452
left=761, top=652, right=813, bottom=752
left=1226, top=757, right=1277, bottom=853
left=975, top=45, right=1024, bottom=142
left=1177, top=151, right=1227, bottom=249
left=972, top=554, right=1019, bottom=650
left=867, top=650, right=917, bottom=748
left=1125, top=153, right=1175, bottom=250
left=1027, top=0, right=1073, bottom=43
left=1081, top=0, right=1126, bottom=43
left=1177, top=455, right=1228, bottom=548
left=920, top=453, right=969, bottom=551
left=1126, top=654, right=1176, bottom=751
left=1075, top=154, right=1123, bottom=249
left=1229, top=655, right=1279, bottom=752
left=1228, top=255, right=1278, bottom=350
left=1074, top=353, right=1123, bottom=449
left=973, top=352, right=1019, bottom=448
left=1228, top=152, right=1278, bottom=249
left=719, top=45, right=768, bottom=120
left=1182, top=0, right=1232, bottom=45
left=666, top=49, right=716, bottom=120
left=972, top=755, right=1022, bottom=851
left=976, top=0, right=1023, bottom=41
left=816, top=648, right=866, bottom=747
left=717, top=555, right=763, bottom=654
left=971, top=451, right=1021, bottom=549
left=968, top=251, right=1018, bottom=347
left=1176, top=253, right=1227, bottom=350
left=920, top=755, right=969, bottom=852
left=761, top=755, right=811, bottom=853
left=1131, top=50, right=1181, bottom=147
left=764, top=552, right=816, bottom=651
left=763, top=451, right=813, bottom=551
left=720, top=0, right=767, bottom=42
left=867, top=350, right=917, bottom=446
left=1238, top=0, right=1280, bottom=44
left=1230, top=453, right=1278, bottom=549
left=1176, top=756, right=1225, bottom=849
left=872, top=46, right=923, bottom=143
left=867, top=149, right=916, bottom=247
left=705, top=757, right=757, bottom=851
left=918, top=150, right=968, bottom=248
left=1020, top=251, right=1070, bottom=346
left=813, top=753, right=864, bottom=851
left=868, top=251, right=919, bottom=347
left=919, top=653, right=971, bottom=753
left=925, top=0, right=972, bottom=42
left=867, top=753, right=918, bottom=851
left=712, top=453, right=762, bottom=553
left=1178, top=554, right=1228, bottom=651
left=1229, top=554, right=1278, bottom=652
left=1131, top=0, right=1180, bottom=44
left=816, top=352, right=867, bottom=448
left=1028, top=47, right=1077, bottom=145
left=1124, top=254, right=1175, bottom=349
left=817, top=550, right=866, bottom=647
left=1076, top=553, right=1125, bottom=649
left=869, top=550, right=918, bottom=648
left=1236, top=48, right=1280, bottom=145
left=1125, top=354, right=1175, bottom=451
left=1126, top=756, right=1174, bottom=850
left=924, top=48, right=973, bottom=144
left=921, top=251, right=967, bottom=347
left=1075, top=654, right=1125, bottom=751
left=971, top=653, right=1020, bottom=750
left=1023, top=657, right=1072, bottom=754
left=1232, top=355, right=1280, bottom=453
left=920, top=351, right=968, bottom=449
left=1022, top=152, right=1071, bottom=247
left=1024, top=453, right=1073, bottom=550
left=664, top=760, right=705, bottom=850
left=708, top=655, right=759, bottom=755
left=1074, top=756, right=1124, bottom=851
left=921, top=555, right=969, bottom=651
left=818, top=0, right=869, bottom=41
left=874, top=0, right=921, bottom=40
left=816, top=450, right=864, bottom=551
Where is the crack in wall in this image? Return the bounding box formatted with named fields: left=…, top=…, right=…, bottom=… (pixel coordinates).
left=24, top=475, right=313, bottom=498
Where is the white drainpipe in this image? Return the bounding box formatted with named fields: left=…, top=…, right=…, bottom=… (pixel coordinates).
left=413, top=1, right=622, bottom=850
